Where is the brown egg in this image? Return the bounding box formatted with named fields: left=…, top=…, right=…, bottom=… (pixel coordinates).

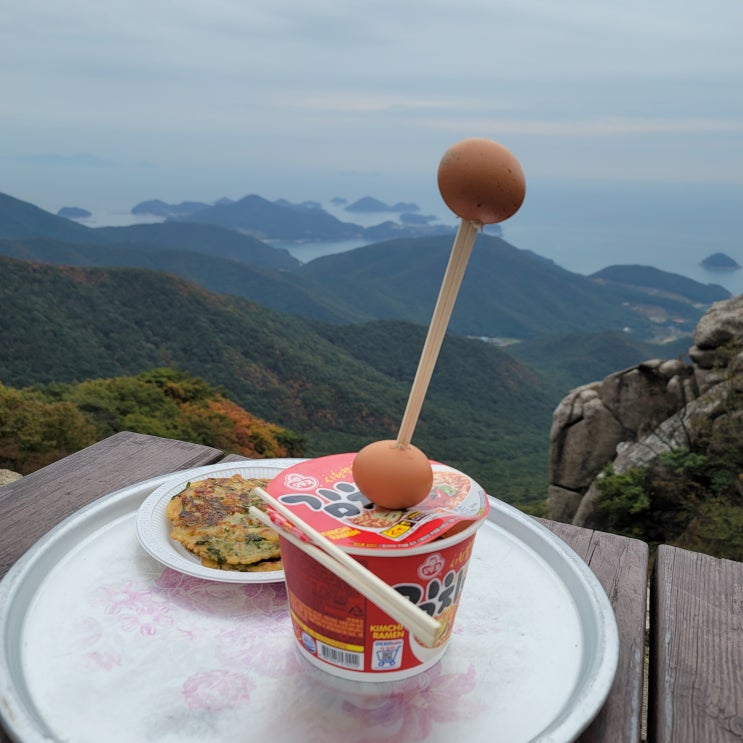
left=352, top=440, right=433, bottom=510
left=437, top=137, right=526, bottom=224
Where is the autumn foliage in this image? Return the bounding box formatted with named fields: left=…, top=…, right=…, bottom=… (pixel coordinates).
left=0, top=368, right=303, bottom=474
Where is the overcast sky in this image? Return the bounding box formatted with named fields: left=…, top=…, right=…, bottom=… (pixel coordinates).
left=2, top=0, right=742, bottom=218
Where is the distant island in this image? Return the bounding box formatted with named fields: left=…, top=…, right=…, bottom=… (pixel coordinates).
left=128, top=193, right=454, bottom=241
left=344, top=197, right=420, bottom=213
left=700, top=252, right=741, bottom=272
left=57, top=206, right=91, bottom=219
left=131, top=199, right=224, bottom=218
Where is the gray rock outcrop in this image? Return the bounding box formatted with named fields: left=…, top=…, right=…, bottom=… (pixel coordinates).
left=549, top=294, right=743, bottom=526
left=0, top=469, right=23, bottom=487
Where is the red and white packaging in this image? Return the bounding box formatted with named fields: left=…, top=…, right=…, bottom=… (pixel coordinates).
left=266, top=453, right=490, bottom=681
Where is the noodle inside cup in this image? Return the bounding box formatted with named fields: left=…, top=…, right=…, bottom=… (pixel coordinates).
left=267, top=453, right=490, bottom=681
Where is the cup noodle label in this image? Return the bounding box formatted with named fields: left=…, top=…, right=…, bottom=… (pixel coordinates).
left=279, top=520, right=478, bottom=678
left=266, top=453, right=489, bottom=550
left=267, top=453, right=489, bottom=679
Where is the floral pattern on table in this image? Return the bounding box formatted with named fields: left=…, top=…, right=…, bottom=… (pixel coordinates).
left=65, top=566, right=484, bottom=740
left=340, top=662, right=484, bottom=743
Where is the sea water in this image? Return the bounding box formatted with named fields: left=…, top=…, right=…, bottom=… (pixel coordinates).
left=502, top=178, right=743, bottom=296
left=282, top=179, right=743, bottom=296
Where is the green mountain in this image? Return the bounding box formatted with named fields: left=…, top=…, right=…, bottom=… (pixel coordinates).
left=131, top=198, right=217, bottom=217
left=0, top=246, right=704, bottom=504
left=0, top=237, right=366, bottom=324
left=508, top=330, right=693, bottom=397
left=2, top=189, right=732, bottom=511
left=590, top=264, right=729, bottom=304
left=1, top=368, right=302, bottom=474
left=0, top=192, right=299, bottom=270
left=0, top=191, right=728, bottom=344
left=297, top=236, right=722, bottom=340
left=169, top=194, right=454, bottom=240
left=96, top=221, right=300, bottom=270
left=344, top=197, right=420, bottom=213
left=0, top=192, right=96, bottom=242
left=169, top=193, right=366, bottom=239
left=2, top=229, right=717, bottom=342
left=0, top=229, right=709, bottom=344
left=0, top=255, right=554, bottom=502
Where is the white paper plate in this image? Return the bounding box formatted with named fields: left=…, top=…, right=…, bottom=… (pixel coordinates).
left=136, top=460, right=295, bottom=584
left=0, top=459, right=618, bottom=743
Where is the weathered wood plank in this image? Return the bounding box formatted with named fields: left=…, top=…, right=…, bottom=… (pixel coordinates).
left=540, top=518, right=649, bottom=743
left=650, top=545, right=743, bottom=742
left=0, top=431, right=223, bottom=579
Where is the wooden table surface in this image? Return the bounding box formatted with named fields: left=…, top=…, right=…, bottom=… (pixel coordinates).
left=650, top=545, right=743, bottom=742
left=1, top=431, right=736, bottom=742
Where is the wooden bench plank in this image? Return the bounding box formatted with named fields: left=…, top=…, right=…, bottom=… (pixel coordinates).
left=0, top=431, right=223, bottom=579
left=650, top=544, right=743, bottom=742
left=541, top=519, right=649, bottom=743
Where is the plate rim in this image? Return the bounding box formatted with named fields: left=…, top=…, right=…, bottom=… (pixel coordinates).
left=485, top=498, right=619, bottom=740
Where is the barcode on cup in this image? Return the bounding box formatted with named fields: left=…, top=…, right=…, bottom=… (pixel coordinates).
left=318, top=642, right=364, bottom=670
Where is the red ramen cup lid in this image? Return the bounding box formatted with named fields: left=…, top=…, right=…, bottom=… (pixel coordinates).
left=265, top=453, right=489, bottom=551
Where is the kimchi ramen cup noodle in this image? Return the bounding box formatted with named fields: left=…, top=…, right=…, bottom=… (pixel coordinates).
left=266, top=453, right=490, bottom=682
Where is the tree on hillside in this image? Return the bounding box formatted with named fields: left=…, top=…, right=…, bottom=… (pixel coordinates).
left=1, top=369, right=304, bottom=473
left=594, top=413, right=743, bottom=561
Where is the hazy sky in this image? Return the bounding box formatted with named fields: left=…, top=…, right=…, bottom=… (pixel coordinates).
left=2, top=0, right=742, bottom=222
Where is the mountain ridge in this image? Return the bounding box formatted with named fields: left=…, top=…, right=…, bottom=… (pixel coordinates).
left=1, top=248, right=699, bottom=502
left=0, top=254, right=555, bottom=500
left=167, top=193, right=455, bottom=241
left=0, top=190, right=730, bottom=343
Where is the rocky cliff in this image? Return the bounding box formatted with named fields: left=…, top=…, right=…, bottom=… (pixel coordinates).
left=549, top=294, right=743, bottom=526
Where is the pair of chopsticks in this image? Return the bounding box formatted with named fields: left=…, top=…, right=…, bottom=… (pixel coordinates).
left=249, top=487, right=444, bottom=648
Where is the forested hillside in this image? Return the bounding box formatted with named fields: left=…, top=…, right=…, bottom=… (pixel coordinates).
left=508, top=331, right=693, bottom=397
left=0, top=256, right=556, bottom=502
left=0, top=369, right=301, bottom=474
left=0, top=237, right=364, bottom=324
left=0, top=191, right=726, bottom=508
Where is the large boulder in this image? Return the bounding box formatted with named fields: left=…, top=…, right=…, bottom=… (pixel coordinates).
left=548, top=294, right=743, bottom=526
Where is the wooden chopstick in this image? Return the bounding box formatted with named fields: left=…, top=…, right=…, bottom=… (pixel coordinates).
left=396, top=217, right=479, bottom=447
left=250, top=508, right=441, bottom=646
left=250, top=488, right=444, bottom=648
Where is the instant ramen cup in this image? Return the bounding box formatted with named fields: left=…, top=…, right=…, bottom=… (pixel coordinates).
left=266, top=453, right=489, bottom=681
